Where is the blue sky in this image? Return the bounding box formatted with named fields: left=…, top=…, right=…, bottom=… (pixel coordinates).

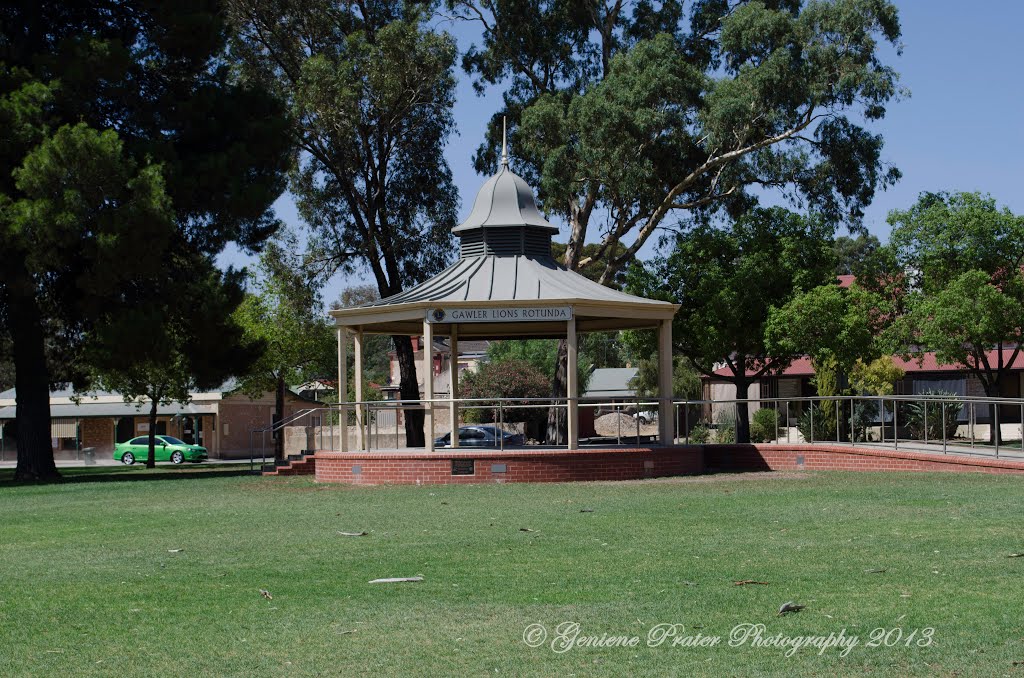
left=221, top=0, right=1024, bottom=307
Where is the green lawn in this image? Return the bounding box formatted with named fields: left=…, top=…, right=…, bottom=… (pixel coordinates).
left=1, top=467, right=1023, bottom=677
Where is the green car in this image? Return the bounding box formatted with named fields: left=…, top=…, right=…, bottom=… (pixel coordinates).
left=114, top=435, right=208, bottom=465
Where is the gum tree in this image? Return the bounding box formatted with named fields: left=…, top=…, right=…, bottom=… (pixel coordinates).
left=228, top=0, right=459, bottom=446
left=453, top=0, right=904, bottom=439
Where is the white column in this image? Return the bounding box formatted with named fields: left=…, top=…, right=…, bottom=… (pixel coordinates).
left=337, top=327, right=348, bottom=453
left=567, top=316, right=578, bottom=449
left=423, top=321, right=434, bottom=452
left=449, top=325, right=459, bottom=449
left=658, top=318, right=674, bottom=446
left=354, top=328, right=366, bottom=451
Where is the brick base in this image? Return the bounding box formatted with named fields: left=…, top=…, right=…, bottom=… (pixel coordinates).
left=315, top=447, right=703, bottom=484
left=705, top=444, right=1024, bottom=475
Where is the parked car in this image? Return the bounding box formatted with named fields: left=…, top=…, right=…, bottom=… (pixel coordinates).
left=114, top=435, right=208, bottom=465
left=434, top=426, right=525, bottom=448
left=633, top=410, right=659, bottom=425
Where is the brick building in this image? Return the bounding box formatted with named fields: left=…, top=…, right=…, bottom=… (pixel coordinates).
left=0, top=385, right=318, bottom=461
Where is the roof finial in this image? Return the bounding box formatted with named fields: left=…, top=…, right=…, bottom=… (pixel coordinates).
left=500, top=116, right=509, bottom=169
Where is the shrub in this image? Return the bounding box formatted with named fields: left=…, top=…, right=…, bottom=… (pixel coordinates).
left=687, top=421, right=710, bottom=444
left=797, top=404, right=836, bottom=442
left=460, top=359, right=550, bottom=430
left=714, top=409, right=736, bottom=444
left=749, top=407, right=780, bottom=443
left=849, top=400, right=878, bottom=442
left=903, top=391, right=961, bottom=441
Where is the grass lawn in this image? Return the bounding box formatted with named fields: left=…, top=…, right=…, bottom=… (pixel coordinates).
left=1, top=466, right=1023, bottom=676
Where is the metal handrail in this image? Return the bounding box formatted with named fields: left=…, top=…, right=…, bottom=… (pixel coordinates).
left=246, top=392, right=1024, bottom=472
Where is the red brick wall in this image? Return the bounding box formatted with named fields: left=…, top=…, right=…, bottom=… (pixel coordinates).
left=315, top=447, right=703, bottom=484
left=80, top=418, right=114, bottom=455
left=705, top=444, right=1024, bottom=475
left=218, top=394, right=313, bottom=459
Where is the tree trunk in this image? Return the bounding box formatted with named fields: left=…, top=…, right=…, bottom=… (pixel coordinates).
left=274, top=374, right=286, bottom=461
left=393, top=335, right=424, bottom=447
left=10, top=267, right=58, bottom=482
left=146, top=395, right=158, bottom=469
left=545, top=339, right=568, bottom=445
left=735, top=379, right=751, bottom=444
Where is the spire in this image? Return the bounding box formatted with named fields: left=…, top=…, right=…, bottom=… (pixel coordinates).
left=500, top=116, right=508, bottom=168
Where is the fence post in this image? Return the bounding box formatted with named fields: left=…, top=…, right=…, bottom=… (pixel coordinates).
left=774, top=400, right=779, bottom=444
left=849, top=399, right=854, bottom=445
left=923, top=398, right=928, bottom=445
left=499, top=400, right=504, bottom=452
left=995, top=400, right=1000, bottom=458
left=809, top=404, right=814, bottom=444
left=893, top=399, right=898, bottom=450
left=942, top=402, right=947, bottom=455
left=683, top=402, right=689, bottom=446
left=879, top=397, right=884, bottom=444
left=970, top=401, right=975, bottom=449
left=835, top=399, right=840, bottom=443
left=786, top=402, right=790, bottom=443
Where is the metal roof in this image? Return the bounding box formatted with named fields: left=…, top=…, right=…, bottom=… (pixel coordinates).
left=583, top=367, right=639, bottom=399
left=0, top=401, right=217, bottom=420
left=452, top=165, right=559, bottom=235
left=352, top=254, right=669, bottom=307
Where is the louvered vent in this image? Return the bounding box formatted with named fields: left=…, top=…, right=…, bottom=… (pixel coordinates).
left=458, top=227, right=554, bottom=258
left=484, top=228, right=522, bottom=255
left=524, top=229, right=552, bottom=257
left=460, top=231, right=486, bottom=257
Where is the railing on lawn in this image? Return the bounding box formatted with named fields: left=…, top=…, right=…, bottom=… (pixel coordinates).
left=247, top=393, right=1024, bottom=472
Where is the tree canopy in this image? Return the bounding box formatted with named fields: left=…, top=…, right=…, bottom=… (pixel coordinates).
left=453, top=0, right=903, bottom=282
left=234, top=234, right=335, bottom=459
left=0, top=1, right=290, bottom=480
left=627, top=206, right=836, bottom=441
left=887, top=192, right=1024, bottom=401
left=228, top=0, right=459, bottom=446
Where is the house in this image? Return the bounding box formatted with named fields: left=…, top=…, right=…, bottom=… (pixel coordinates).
left=0, top=383, right=318, bottom=461
left=702, top=349, right=1024, bottom=427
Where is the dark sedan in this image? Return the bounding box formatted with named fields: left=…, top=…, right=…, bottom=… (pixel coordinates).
left=434, top=426, right=525, bottom=448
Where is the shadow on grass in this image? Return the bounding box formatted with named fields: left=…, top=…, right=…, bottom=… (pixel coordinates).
left=0, top=464, right=258, bottom=486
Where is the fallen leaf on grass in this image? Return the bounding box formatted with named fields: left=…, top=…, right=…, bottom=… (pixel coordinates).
left=579, top=508, right=595, bottom=513
left=1009, top=553, right=1024, bottom=558
left=168, top=549, right=183, bottom=553
left=338, top=531, right=368, bottom=537
left=368, top=576, right=424, bottom=584
left=259, top=589, right=273, bottom=600
left=519, top=528, right=536, bottom=533
left=864, top=568, right=887, bottom=574
left=778, top=602, right=805, bottom=615
left=734, top=580, right=769, bottom=586
left=337, top=630, right=357, bottom=636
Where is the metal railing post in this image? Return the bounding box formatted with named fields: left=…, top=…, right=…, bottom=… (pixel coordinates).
left=499, top=400, right=504, bottom=452
left=942, top=402, right=947, bottom=455
left=923, top=398, right=928, bottom=445
left=995, top=400, right=1000, bottom=458
left=774, top=399, right=779, bottom=444
left=879, top=397, right=884, bottom=444
left=684, top=402, right=689, bottom=445
left=835, top=399, right=840, bottom=443
left=636, top=399, right=641, bottom=446
left=893, top=398, right=898, bottom=450
left=786, top=402, right=790, bottom=443
left=809, top=403, right=814, bottom=444
left=970, top=401, right=975, bottom=449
